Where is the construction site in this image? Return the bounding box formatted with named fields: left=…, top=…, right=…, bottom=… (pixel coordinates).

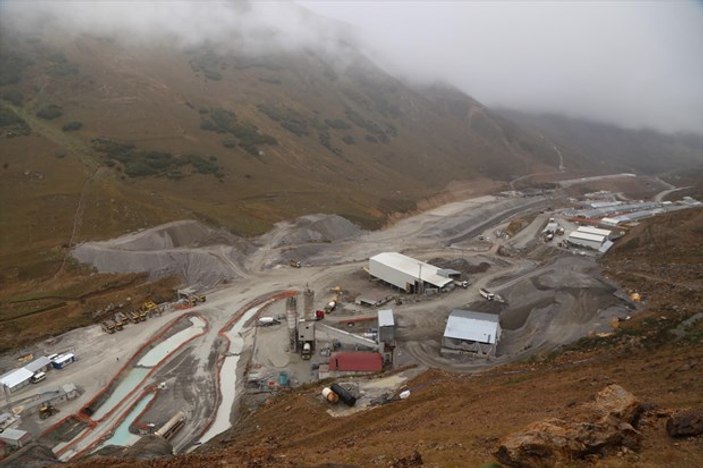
left=0, top=177, right=700, bottom=463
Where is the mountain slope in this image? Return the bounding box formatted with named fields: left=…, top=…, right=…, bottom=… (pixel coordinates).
left=0, top=26, right=560, bottom=285
left=496, top=109, right=703, bottom=174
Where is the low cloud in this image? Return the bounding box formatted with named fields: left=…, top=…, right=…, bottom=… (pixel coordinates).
left=2, top=1, right=701, bottom=133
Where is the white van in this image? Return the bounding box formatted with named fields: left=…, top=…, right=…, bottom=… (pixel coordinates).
left=31, top=371, right=46, bottom=383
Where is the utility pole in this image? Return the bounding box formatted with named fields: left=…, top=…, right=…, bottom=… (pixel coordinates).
left=417, top=263, right=423, bottom=295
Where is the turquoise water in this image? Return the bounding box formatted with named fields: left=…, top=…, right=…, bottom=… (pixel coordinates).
left=137, top=316, right=206, bottom=367
left=90, top=367, right=150, bottom=420
left=94, top=393, right=155, bottom=449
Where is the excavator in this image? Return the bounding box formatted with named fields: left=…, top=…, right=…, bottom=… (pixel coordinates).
left=39, top=402, right=59, bottom=420
left=138, top=300, right=159, bottom=320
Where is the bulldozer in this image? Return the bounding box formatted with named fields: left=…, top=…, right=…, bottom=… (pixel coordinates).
left=39, top=402, right=59, bottom=420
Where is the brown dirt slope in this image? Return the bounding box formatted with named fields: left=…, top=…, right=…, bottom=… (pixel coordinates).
left=70, top=211, right=703, bottom=467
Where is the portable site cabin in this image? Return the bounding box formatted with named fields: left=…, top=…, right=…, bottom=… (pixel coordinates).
left=51, top=353, right=76, bottom=370
left=368, top=252, right=453, bottom=293
left=24, top=356, right=52, bottom=375
left=442, top=309, right=501, bottom=356
left=0, top=428, right=31, bottom=448
left=0, top=368, right=34, bottom=393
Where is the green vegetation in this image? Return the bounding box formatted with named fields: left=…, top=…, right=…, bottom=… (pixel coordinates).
left=36, top=104, right=63, bottom=120
left=0, top=105, right=31, bottom=136
left=342, top=135, right=355, bottom=145
left=91, top=138, right=223, bottom=178
left=0, top=49, right=33, bottom=85
left=1, top=89, right=24, bottom=106
left=189, top=48, right=223, bottom=81
left=345, top=108, right=389, bottom=143
left=324, top=118, right=351, bottom=130
left=62, top=121, right=83, bottom=132
left=200, top=107, right=277, bottom=155
left=48, top=53, right=79, bottom=77
left=257, top=103, right=308, bottom=137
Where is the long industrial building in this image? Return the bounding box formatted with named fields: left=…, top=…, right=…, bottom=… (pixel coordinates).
left=368, top=252, right=454, bottom=293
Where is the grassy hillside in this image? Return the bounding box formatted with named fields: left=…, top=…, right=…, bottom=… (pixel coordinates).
left=0, top=26, right=562, bottom=350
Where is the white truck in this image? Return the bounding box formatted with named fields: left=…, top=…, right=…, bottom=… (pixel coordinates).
left=258, top=317, right=280, bottom=327
left=479, top=288, right=495, bottom=301
left=301, top=342, right=312, bottom=360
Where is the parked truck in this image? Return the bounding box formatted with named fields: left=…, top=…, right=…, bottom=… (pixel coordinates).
left=101, top=319, right=117, bottom=334
left=301, top=342, right=312, bottom=360
left=479, top=288, right=495, bottom=301
left=258, top=317, right=280, bottom=327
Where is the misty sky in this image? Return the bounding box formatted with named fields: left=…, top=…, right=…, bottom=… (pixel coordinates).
left=301, top=1, right=703, bottom=134
left=2, top=1, right=701, bottom=134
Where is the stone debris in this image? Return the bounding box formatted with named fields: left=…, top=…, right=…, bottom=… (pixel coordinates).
left=495, top=385, right=643, bottom=467
left=666, top=409, right=703, bottom=438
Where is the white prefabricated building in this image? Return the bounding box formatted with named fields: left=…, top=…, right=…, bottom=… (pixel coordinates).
left=368, top=252, right=453, bottom=293
left=442, top=309, right=501, bottom=356
left=567, top=231, right=606, bottom=250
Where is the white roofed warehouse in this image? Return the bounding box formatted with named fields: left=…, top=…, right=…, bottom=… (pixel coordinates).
left=567, top=231, right=606, bottom=251
left=442, top=309, right=502, bottom=356
left=368, top=252, right=453, bottom=294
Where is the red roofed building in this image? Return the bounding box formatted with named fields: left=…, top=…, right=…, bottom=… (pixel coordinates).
left=328, top=352, right=383, bottom=373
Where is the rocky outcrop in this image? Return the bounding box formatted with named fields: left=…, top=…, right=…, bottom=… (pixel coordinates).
left=495, top=385, right=643, bottom=467
left=666, top=409, right=703, bottom=438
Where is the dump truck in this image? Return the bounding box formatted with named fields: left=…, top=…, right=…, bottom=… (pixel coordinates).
left=114, top=312, right=128, bottom=329
left=479, top=288, right=495, bottom=301
left=101, top=320, right=117, bottom=334
left=128, top=309, right=142, bottom=323
left=324, top=300, right=337, bottom=313
left=289, top=259, right=302, bottom=268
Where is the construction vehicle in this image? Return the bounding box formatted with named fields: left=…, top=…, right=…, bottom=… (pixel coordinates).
left=324, top=300, right=337, bottom=313
left=114, top=312, right=128, bottom=329
left=177, top=288, right=206, bottom=307
left=39, top=402, right=59, bottom=420
left=289, top=259, right=302, bottom=268
left=301, top=342, right=312, bottom=360
left=128, top=309, right=142, bottom=323
left=140, top=300, right=159, bottom=314
left=101, top=320, right=117, bottom=334
left=479, top=288, right=495, bottom=301
left=258, top=317, right=280, bottom=327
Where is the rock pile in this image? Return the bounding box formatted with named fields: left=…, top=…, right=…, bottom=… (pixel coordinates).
left=495, top=385, right=643, bottom=467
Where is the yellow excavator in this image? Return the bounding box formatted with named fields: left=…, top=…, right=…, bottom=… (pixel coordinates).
left=39, top=402, right=59, bottom=420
